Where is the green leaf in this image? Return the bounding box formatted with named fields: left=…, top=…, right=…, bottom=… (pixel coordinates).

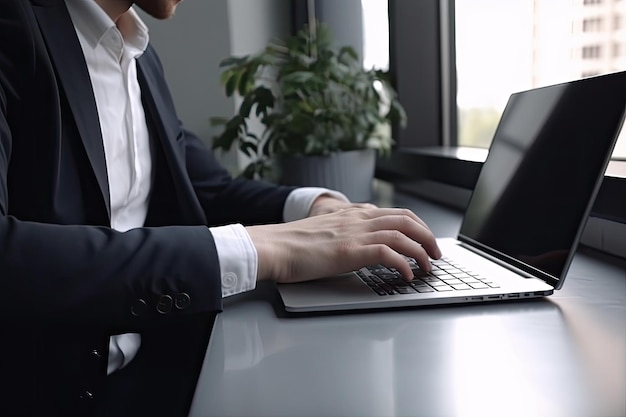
left=261, top=136, right=273, bottom=157
left=220, top=69, right=234, bottom=87
left=239, top=94, right=255, bottom=118
left=212, top=126, right=239, bottom=151
left=225, top=114, right=245, bottom=131
left=237, top=69, right=251, bottom=96
left=240, top=162, right=257, bottom=179
left=337, top=46, right=358, bottom=63
left=225, top=73, right=238, bottom=97
left=240, top=141, right=258, bottom=157
left=282, top=71, right=315, bottom=85
left=388, top=101, right=408, bottom=128
left=253, top=87, right=276, bottom=117
left=219, top=55, right=249, bottom=68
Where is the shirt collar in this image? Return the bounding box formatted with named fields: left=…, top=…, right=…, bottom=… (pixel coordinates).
left=65, top=0, right=149, bottom=55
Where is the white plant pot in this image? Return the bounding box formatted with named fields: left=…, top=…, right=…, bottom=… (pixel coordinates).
left=274, top=149, right=376, bottom=202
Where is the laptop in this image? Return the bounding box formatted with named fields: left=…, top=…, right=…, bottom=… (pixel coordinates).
left=276, top=71, right=626, bottom=313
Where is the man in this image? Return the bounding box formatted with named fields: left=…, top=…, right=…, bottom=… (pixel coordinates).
left=0, top=0, right=441, bottom=415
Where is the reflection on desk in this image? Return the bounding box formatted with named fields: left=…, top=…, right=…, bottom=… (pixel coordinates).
left=190, top=279, right=624, bottom=417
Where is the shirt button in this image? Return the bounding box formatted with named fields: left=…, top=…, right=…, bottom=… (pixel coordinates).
left=223, top=272, right=238, bottom=289
left=130, top=299, right=147, bottom=317
left=156, top=295, right=173, bottom=314
left=174, top=293, right=191, bottom=310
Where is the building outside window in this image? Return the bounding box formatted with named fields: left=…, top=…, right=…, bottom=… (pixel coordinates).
left=582, top=45, right=602, bottom=58
left=582, top=16, right=603, bottom=31
left=455, top=0, right=626, bottom=159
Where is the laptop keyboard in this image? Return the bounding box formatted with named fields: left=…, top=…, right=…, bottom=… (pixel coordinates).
left=357, top=257, right=500, bottom=296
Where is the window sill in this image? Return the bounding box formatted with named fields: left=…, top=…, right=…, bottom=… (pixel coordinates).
left=376, top=146, right=626, bottom=259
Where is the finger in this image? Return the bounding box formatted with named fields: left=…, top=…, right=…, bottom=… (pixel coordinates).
left=363, top=214, right=442, bottom=261
left=359, top=230, right=432, bottom=276
left=354, top=244, right=415, bottom=280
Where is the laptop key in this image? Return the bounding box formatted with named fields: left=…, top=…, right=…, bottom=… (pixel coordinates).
left=413, top=270, right=431, bottom=278
left=450, top=284, right=471, bottom=290
left=372, top=287, right=388, bottom=296
left=441, top=278, right=463, bottom=286
left=378, top=284, right=397, bottom=295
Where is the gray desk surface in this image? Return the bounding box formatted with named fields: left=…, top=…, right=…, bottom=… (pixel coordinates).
left=189, top=183, right=626, bottom=417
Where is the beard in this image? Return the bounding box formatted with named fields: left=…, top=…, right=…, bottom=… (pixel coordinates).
left=133, top=0, right=181, bottom=19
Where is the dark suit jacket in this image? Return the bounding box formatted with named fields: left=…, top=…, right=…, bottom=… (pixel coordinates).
left=0, top=0, right=295, bottom=415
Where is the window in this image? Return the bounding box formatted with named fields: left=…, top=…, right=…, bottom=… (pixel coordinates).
left=583, top=17, right=603, bottom=31
left=455, top=0, right=626, bottom=159
left=582, top=45, right=602, bottom=59
left=361, top=0, right=389, bottom=71
left=614, top=14, right=622, bottom=30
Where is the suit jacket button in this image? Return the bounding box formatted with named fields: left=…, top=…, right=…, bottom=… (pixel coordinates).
left=131, top=299, right=147, bottom=317
left=79, top=390, right=94, bottom=400
left=91, top=349, right=103, bottom=360
left=174, top=293, right=191, bottom=310
left=156, top=295, right=173, bottom=314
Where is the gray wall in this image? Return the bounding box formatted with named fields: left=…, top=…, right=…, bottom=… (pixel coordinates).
left=227, top=0, right=291, bottom=56
left=138, top=1, right=231, bottom=145
left=317, top=0, right=363, bottom=63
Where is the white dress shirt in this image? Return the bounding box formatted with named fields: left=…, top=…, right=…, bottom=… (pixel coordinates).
left=65, top=1, right=347, bottom=375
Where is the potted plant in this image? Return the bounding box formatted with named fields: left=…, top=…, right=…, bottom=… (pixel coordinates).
left=210, top=21, right=407, bottom=202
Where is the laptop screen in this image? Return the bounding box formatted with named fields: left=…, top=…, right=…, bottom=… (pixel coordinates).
left=459, top=71, right=626, bottom=282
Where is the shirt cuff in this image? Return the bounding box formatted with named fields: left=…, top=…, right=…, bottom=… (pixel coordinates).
left=283, top=187, right=350, bottom=222
left=210, top=224, right=257, bottom=298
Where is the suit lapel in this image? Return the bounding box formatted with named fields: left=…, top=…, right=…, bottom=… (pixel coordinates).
left=136, top=58, right=182, bottom=155
left=31, top=0, right=111, bottom=219
left=137, top=55, right=208, bottom=225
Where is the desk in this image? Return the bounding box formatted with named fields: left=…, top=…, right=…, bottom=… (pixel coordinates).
left=189, top=184, right=626, bottom=417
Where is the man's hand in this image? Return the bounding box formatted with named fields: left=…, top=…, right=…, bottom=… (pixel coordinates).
left=308, top=195, right=377, bottom=217
left=246, top=207, right=442, bottom=284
